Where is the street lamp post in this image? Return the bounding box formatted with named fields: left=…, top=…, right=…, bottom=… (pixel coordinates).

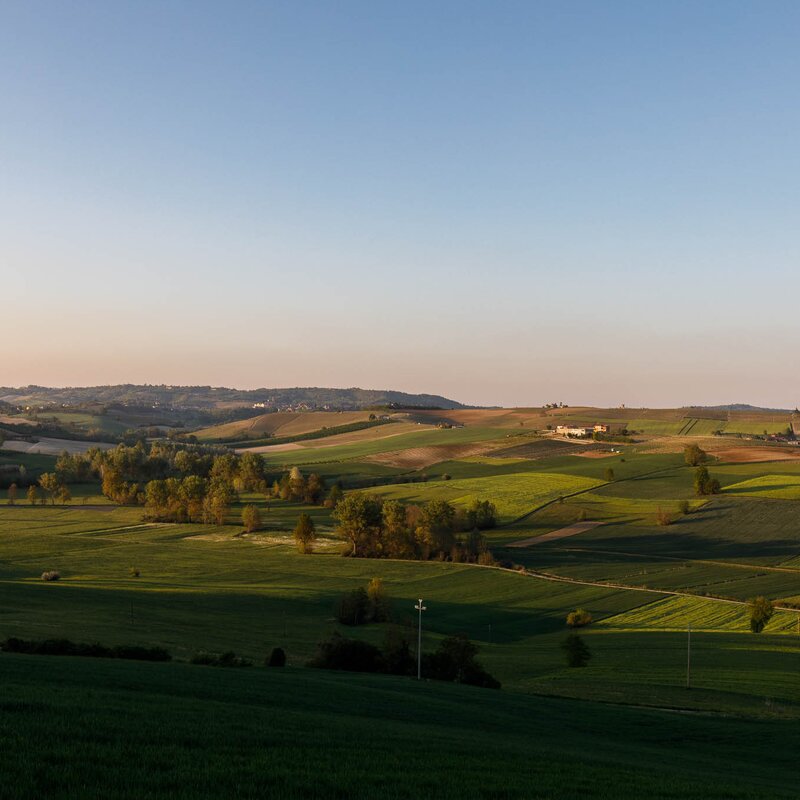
left=415, top=598, right=426, bottom=680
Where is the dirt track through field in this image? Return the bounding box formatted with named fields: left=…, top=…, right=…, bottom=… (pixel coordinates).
left=507, top=521, right=604, bottom=548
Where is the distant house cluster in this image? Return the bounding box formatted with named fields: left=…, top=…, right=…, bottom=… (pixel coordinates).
left=555, top=423, right=608, bottom=438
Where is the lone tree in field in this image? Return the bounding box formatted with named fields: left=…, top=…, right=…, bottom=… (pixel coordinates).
left=7, top=483, right=17, bottom=505
left=561, top=633, right=591, bottom=667
left=694, top=466, right=721, bottom=496
left=293, top=512, right=316, bottom=554
left=604, top=467, right=615, bottom=482
left=684, top=444, right=707, bottom=467
left=241, top=504, right=262, bottom=533
left=748, top=596, right=774, bottom=633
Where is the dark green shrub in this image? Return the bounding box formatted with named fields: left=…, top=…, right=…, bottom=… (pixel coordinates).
left=422, top=634, right=500, bottom=689
left=566, top=608, right=593, bottom=628
left=336, top=587, right=369, bottom=625
left=190, top=651, right=250, bottom=667
left=1, top=637, right=170, bottom=662
left=267, top=647, right=286, bottom=667
left=307, top=633, right=384, bottom=673
left=382, top=628, right=414, bottom=676
left=561, top=634, right=591, bottom=667
left=111, top=645, right=171, bottom=661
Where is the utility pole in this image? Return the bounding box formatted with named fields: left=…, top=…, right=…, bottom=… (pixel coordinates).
left=686, top=624, right=691, bottom=689
left=415, top=598, right=426, bottom=680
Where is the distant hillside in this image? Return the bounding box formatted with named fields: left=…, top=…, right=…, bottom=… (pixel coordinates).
left=698, top=404, right=798, bottom=413
left=0, top=385, right=467, bottom=412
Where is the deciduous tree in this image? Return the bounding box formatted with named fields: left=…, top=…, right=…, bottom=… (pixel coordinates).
left=38, top=472, right=62, bottom=505
left=293, top=512, right=316, bottom=553
left=242, top=504, right=262, bottom=533
left=684, top=444, right=707, bottom=467
left=333, top=493, right=383, bottom=557
left=748, top=596, right=774, bottom=633
left=415, top=500, right=457, bottom=556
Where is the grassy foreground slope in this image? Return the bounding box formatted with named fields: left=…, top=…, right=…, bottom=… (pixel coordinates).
left=1, top=653, right=798, bottom=800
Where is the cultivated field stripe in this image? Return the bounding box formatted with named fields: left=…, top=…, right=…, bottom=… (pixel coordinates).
left=507, top=521, right=604, bottom=548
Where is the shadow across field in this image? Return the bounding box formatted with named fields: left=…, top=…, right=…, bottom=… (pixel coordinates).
left=505, top=529, right=800, bottom=565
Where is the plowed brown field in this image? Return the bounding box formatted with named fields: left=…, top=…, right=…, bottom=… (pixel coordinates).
left=366, top=442, right=496, bottom=469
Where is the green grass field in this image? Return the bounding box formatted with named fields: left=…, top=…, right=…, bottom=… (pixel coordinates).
left=0, top=449, right=57, bottom=475
left=19, top=411, right=131, bottom=436
left=3, top=498, right=800, bottom=716
left=723, top=474, right=800, bottom=499
left=5, top=653, right=800, bottom=799
left=626, top=419, right=686, bottom=435
left=363, top=472, right=604, bottom=522
left=6, top=415, right=800, bottom=796
left=722, top=420, right=793, bottom=435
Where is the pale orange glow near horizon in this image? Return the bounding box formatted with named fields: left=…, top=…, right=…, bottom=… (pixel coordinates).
left=3, top=3, right=799, bottom=410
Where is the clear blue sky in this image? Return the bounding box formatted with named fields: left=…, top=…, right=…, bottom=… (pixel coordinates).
left=2, top=1, right=799, bottom=407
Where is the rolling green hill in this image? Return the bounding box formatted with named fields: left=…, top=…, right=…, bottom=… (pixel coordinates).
left=3, top=654, right=799, bottom=799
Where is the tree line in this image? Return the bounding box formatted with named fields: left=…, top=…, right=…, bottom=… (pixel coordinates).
left=18, top=442, right=338, bottom=525
left=332, top=493, right=497, bottom=562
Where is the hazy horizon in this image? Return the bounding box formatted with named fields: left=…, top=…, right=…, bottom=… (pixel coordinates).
left=1, top=379, right=797, bottom=412
left=3, top=2, right=799, bottom=408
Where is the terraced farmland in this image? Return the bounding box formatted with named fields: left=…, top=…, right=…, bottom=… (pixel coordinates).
left=597, top=594, right=800, bottom=633
left=676, top=417, right=725, bottom=436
